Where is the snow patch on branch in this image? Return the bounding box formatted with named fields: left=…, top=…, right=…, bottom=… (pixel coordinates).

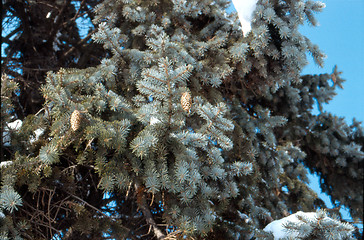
left=231, top=0, right=258, bottom=36
left=2, top=120, right=22, bottom=146
left=53, top=31, right=62, bottom=52
left=30, top=128, right=45, bottom=143
left=3, top=119, right=44, bottom=146
left=263, top=211, right=354, bottom=239
left=150, top=116, right=161, bottom=125
left=0, top=161, right=13, bottom=168
left=263, top=212, right=317, bottom=239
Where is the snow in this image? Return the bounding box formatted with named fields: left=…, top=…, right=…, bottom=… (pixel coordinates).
left=30, top=128, right=45, bottom=143
left=53, top=31, right=62, bottom=51
left=150, top=116, right=161, bottom=125
left=263, top=211, right=326, bottom=239
left=3, top=120, right=45, bottom=146
left=237, top=210, right=250, bottom=223
left=2, top=120, right=22, bottom=146
left=231, top=0, right=258, bottom=36
left=0, top=161, right=13, bottom=168
left=7, top=119, right=23, bottom=130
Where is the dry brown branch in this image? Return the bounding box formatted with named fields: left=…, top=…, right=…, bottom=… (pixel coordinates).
left=135, top=182, right=166, bottom=240
left=65, top=190, right=131, bottom=231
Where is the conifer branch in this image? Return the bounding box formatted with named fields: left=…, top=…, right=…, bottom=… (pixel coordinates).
left=144, top=73, right=168, bottom=84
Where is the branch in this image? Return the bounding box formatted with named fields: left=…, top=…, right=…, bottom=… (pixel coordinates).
left=1, top=26, right=22, bottom=44
left=46, top=0, right=71, bottom=46
left=135, top=182, right=166, bottom=240
left=65, top=191, right=130, bottom=232
left=60, top=28, right=97, bottom=60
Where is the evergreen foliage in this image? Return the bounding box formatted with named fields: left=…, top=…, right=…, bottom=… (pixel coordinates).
left=262, top=210, right=355, bottom=240
left=281, top=210, right=354, bottom=240
left=1, top=0, right=362, bottom=239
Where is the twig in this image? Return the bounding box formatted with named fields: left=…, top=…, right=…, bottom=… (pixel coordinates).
left=72, top=0, right=86, bottom=21
left=61, top=28, right=97, bottom=60
left=47, top=0, right=71, bottom=44
left=150, top=193, right=154, bottom=207
left=125, top=181, right=132, bottom=200
left=47, top=188, right=56, bottom=236
left=135, top=182, right=166, bottom=240
left=65, top=191, right=130, bottom=231
left=85, top=137, right=94, bottom=151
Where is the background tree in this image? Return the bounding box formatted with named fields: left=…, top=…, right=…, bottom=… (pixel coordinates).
left=1, top=0, right=103, bottom=118
left=1, top=0, right=363, bottom=239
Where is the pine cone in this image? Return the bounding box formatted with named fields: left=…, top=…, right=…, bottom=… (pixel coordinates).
left=70, top=110, right=82, bottom=131
left=181, top=92, right=192, bottom=112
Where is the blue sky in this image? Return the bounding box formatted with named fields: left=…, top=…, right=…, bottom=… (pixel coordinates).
left=230, top=0, right=363, bottom=226
left=300, top=0, right=364, bottom=122
left=297, top=0, right=363, bottom=226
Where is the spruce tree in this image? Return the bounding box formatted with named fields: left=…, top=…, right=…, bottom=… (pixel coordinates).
left=1, top=0, right=363, bottom=239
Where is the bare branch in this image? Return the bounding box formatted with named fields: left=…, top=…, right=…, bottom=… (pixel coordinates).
left=65, top=190, right=130, bottom=232
left=135, top=182, right=166, bottom=240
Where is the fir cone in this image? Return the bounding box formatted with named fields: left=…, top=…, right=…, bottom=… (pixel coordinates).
left=70, top=110, right=82, bottom=131
left=181, top=92, right=192, bottom=112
